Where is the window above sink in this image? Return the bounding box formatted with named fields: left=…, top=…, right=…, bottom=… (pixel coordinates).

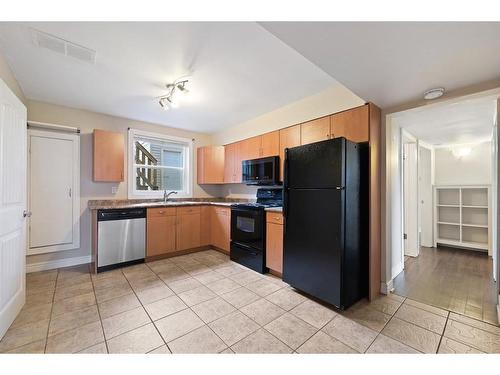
left=127, top=128, right=193, bottom=199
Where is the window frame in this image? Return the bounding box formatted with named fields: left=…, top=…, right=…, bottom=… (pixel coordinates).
left=127, top=128, right=193, bottom=199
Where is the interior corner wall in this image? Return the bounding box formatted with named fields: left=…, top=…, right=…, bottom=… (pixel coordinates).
left=213, top=83, right=365, bottom=199
left=26, top=100, right=219, bottom=268
left=434, top=142, right=492, bottom=186
left=0, top=51, right=26, bottom=105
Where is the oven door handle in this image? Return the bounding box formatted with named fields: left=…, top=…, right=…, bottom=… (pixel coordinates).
left=233, top=242, right=259, bottom=255
left=231, top=208, right=261, bottom=216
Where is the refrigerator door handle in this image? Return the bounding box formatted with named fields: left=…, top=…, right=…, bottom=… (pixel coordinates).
left=283, top=148, right=289, bottom=218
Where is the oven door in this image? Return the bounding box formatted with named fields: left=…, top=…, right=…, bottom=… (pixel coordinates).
left=230, top=207, right=264, bottom=250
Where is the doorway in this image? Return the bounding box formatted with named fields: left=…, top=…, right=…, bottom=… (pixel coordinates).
left=386, top=90, right=500, bottom=325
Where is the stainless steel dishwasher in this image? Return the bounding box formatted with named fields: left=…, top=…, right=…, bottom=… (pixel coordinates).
left=97, top=208, right=146, bottom=272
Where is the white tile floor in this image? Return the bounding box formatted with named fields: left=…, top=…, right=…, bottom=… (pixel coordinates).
left=1, top=250, right=499, bottom=354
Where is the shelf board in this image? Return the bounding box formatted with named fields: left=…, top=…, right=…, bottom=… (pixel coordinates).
left=462, top=205, right=488, bottom=209
left=437, top=221, right=460, bottom=226
left=462, top=223, right=488, bottom=229
left=437, top=204, right=460, bottom=208
left=436, top=239, right=488, bottom=250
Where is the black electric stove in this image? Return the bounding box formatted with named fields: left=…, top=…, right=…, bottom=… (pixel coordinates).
left=230, top=188, right=283, bottom=273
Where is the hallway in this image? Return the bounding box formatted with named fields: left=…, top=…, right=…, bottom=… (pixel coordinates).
left=394, top=246, right=498, bottom=325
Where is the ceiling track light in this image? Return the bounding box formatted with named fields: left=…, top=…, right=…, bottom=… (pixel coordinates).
left=158, top=76, right=191, bottom=111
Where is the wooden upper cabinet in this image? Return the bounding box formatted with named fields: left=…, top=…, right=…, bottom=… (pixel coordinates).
left=93, top=129, right=124, bottom=182
left=239, top=136, right=261, bottom=161
left=279, top=125, right=301, bottom=181
left=331, top=104, right=369, bottom=143
left=260, top=131, right=280, bottom=158
left=197, top=146, right=224, bottom=184
left=300, top=116, right=331, bottom=145
left=224, top=142, right=241, bottom=183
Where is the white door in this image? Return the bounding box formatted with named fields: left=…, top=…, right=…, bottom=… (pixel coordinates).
left=419, top=146, right=433, bottom=247
left=28, top=130, right=80, bottom=254
left=403, top=142, right=419, bottom=257
left=0, top=79, right=27, bottom=339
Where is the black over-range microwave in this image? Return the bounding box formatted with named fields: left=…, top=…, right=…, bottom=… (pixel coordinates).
left=242, top=156, right=279, bottom=185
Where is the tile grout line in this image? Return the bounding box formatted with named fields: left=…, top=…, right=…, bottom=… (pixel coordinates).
left=120, top=265, right=171, bottom=353
left=90, top=268, right=114, bottom=354
left=363, top=295, right=408, bottom=354
left=435, top=311, right=451, bottom=354
left=43, top=269, right=59, bottom=354
left=147, top=255, right=293, bottom=353
left=181, top=261, right=316, bottom=352
left=151, top=257, right=235, bottom=353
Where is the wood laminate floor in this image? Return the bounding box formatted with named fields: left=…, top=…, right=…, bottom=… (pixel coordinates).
left=394, top=246, right=498, bottom=325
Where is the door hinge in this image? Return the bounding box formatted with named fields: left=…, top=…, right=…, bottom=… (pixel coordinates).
left=403, top=233, right=407, bottom=240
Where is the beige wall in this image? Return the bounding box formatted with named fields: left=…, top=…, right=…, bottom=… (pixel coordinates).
left=0, top=52, right=26, bottom=104
left=213, top=83, right=365, bottom=198
left=213, top=83, right=364, bottom=145
left=434, top=142, right=492, bottom=186
left=26, top=100, right=220, bottom=267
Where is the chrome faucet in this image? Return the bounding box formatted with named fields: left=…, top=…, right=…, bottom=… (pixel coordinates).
left=163, top=190, right=178, bottom=202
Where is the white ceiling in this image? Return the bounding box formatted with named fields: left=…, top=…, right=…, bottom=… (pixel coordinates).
left=260, top=22, right=500, bottom=109
left=0, top=22, right=336, bottom=133
left=391, top=95, right=497, bottom=145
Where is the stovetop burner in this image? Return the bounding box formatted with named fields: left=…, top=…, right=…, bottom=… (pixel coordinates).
left=231, top=188, right=283, bottom=210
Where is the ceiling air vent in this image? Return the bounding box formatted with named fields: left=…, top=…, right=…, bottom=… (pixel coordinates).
left=31, top=28, right=96, bottom=64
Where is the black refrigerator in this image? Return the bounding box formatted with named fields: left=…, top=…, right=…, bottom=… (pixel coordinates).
left=283, top=137, right=368, bottom=310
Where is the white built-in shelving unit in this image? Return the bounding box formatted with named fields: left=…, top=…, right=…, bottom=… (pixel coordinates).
left=434, top=185, right=490, bottom=251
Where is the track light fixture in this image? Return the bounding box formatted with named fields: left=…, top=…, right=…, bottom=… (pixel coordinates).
left=158, top=76, right=191, bottom=111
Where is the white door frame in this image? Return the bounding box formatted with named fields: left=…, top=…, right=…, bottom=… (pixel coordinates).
left=383, top=87, right=500, bottom=300
left=0, top=79, right=27, bottom=339
left=27, top=128, right=80, bottom=255
left=402, top=130, right=419, bottom=258
left=418, top=142, right=434, bottom=248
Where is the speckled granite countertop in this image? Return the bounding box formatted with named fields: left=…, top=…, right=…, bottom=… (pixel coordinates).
left=88, top=198, right=252, bottom=210
left=265, top=207, right=283, bottom=213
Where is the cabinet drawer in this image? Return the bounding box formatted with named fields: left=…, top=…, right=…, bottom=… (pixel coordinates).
left=266, top=212, right=283, bottom=225
left=177, top=206, right=201, bottom=215
left=213, top=206, right=230, bottom=216
left=147, top=207, right=176, bottom=218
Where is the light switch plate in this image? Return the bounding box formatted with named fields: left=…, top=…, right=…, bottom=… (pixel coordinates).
left=111, top=186, right=118, bottom=194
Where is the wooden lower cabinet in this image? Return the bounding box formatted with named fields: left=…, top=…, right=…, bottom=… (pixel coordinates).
left=200, top=205, right=211, bottom=246
left=146, top=205, right=230, bottom=257
left=266, top=212, right=283, bottom=274
left=176, top=206, right=201, bottom=251
left=211, top=206, right=230, bottom=252
left=146, top=208, right=177, bottom=257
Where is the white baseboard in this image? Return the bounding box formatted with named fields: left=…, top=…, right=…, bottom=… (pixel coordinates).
left=380, top=279, right=394, bottom=295
left=26, top=255, right=91, bottom=273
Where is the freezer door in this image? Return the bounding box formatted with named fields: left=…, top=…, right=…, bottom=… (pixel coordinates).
left=283, top=188, right=344, bottom=307
left=285, top=138, right=345, bottom=189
